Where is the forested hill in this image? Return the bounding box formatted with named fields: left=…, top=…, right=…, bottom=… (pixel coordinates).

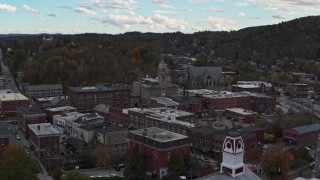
left=0, top=16, right=320, bottom=88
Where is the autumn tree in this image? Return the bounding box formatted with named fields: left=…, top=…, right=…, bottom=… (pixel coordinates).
left=260, top=143, right=294, bottom=177
left=51, top=166, right=63, bottom=180
left=0, top=145, right=38, bottom=180
left=62, top=171, right=91, bottom=180
left=124, top=145, right=146, bottom=179
left=95, top=145, right=110, bottom=168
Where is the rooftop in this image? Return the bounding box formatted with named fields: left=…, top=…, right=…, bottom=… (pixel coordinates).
left=150, top=97, right=179, bottom=106
left=46, top=106, right=76, bottom=112
left=27, top=84, right=63, bottom=90
left=0, top=93, right=29, bottom=101
left=292, top=123, right=320, bottom=135
left=225, top=108, right=256, bottom=115
left=185, top=89, right=272, bottom=99
left=83, top=122, right=127, bottom=133
left=17, top=104, right=45, bottom=115
left=68, top=84, right=129, bottom=92
left=28, top=123, right=61, bottom=136
left=0, top=122, right=10, bottom=137
left=130, top=127, right=188, bottom=142
left=196, top=166, right=261, bottom=180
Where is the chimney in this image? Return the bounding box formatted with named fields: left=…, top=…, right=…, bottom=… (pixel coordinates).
left=37, top=125, right=40, bottom=130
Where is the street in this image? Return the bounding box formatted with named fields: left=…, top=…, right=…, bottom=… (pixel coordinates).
left=0, top=49, right=19, bottom=93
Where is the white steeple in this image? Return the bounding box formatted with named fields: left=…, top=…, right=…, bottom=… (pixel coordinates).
left=220, top=132, right=245, bottom=177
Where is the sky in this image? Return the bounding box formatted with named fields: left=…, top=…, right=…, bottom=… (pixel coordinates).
left=0, top=0, right=319, bottom=34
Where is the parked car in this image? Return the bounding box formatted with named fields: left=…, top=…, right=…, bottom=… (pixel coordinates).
left=115, top=163, right=125, bottom=171
left=16, top=135, right=21, bottom=140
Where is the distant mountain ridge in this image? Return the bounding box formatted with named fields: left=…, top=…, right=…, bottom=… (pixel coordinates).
left=1, top=16, right=320, bottom=64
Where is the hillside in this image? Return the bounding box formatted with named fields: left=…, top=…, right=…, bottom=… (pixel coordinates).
left=0, top=16, right=320, bottom=88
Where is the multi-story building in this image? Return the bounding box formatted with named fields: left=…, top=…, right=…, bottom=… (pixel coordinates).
left=17, top=104, right=47, bottom=138
left=0, top=122, right=10, bottom=150
left=96, top=122, right=128, bottom=161
left=0, top=93, right=29, bottom=115
left=285, top=83, right=309, bottom=97
left=28, top=123, right=61, bottom=158
left=232, top=81, right=273, bottom=94
left=225, top=108, right=257, bottom=124
left=53, top=112, right=85, bottom=133
left=185, top=66, right=223, bottom=89
left=127, top=127, right=192, bottom=179
left=68, top=113, right=104, bottom=139
left=122, top=107, right=198, bottom=135
left=283, top=123, right=320, bottom=148
left=45, top=106, right=77, bottom=124
left=37, top=96, right=71, bottom=108
left=184, top=89, right=276, bottom=114
left=25, top=84, right=63, bottom=98
left=68, top=84, right=131, bottom=112
left=132, top=60, right=178, bottom=105
left=93, top=104, right=109, bottom=121
left=189, top=126, right=264, bottom=161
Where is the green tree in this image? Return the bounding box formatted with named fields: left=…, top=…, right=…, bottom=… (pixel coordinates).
left=0, top=145, right=38, bottom=180
left=168, top=153, right=187, bottom=175
left=62, top=171, right=91, bottom=180
left=124, top=145, right=146, bottom=179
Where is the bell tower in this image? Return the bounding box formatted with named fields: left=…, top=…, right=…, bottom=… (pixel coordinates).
left=158, top=59, right=170, bottom=86
left=220, top=132, right=245, bottom=177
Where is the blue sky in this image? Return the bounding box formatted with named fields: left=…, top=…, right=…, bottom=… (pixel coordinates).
left=0, top=0, right=319, bottom=34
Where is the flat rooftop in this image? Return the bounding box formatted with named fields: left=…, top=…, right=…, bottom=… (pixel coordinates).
left=27, top=84, right=63, bottom=90
left=17, top=104, right=45, bottom=115
left=131, top=127, right=188, bottom=142
left=185, top=89, right=272, bottom=99
left=69, top=84, right=129, bottom=92
left=150, top=97, right=179, bottom=106
left=225, top=108, right=256, bottom=115
left=0, top=93, right=29, bottom=101
left=46, top=106, right=76, bottom=112
left=28, top=123, right=61, bottom=136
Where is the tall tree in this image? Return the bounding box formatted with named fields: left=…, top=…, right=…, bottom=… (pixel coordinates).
left=95, top=145, right=110, bottom=168
left=124, top=145, right=146, bottom=179
left=260, top=143, right=294, bottom=178
left=168, top=153, right=187, bottom=175
left=0, top=145, right=38, bottom=180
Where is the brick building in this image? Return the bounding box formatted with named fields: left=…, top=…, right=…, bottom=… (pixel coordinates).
left=283, top=123, right=320, bottom=148
left=285, top=83, right=309, bottom=97
left=225, top=108, right=257, bottom=124
left=122, top=107, right=198, bottom=135
left=68, top=84, right=131, bottom=112
left=108, top=106, right=126, bottom=126
left=17, top=104, right=47, bottom=138
left=232, top=81, right=273, bottom=94
left=127, top=127, right=192, bottom=178
left=93, top=104, right=109, bottom=121
left=184, top=90, right=276, bottom=114
left=25, top=84, right=63, bottom=98
left=189, top=126, right=264, bottom=161
left=0, top=93, right=29, bottom=115
left=28, top=123, right=61, bottom=158
left=45, top=106, right=77, bottom=124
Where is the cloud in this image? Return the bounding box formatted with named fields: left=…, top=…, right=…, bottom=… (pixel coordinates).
left=40, top=17, right=46, bottom=21
left=101, top=11, right=187, bottom=31
left=89, top=0, right=136, bottom=10
left=150, top=14, right=188, bottom=30
left=0, top=3, right=17, bottom=13
left=153, top=10, right=177, bottom=14
left=47, top=12, right=56, bottom=17
left=56, top=5, right=72, bottom=9
left=152, top=0, right=175, bottom=10
left=192, top=26, right=203, bottom=31
left=237, top=12, right=246, bottom=16
left=188, top=0, right=206, bottom=3
left=271, top=15, right=287, bottom=19
left=204, top=17, right=235, bottom=31
left=238, top=0, right=320, bottom=13
left=23, top=5, right=38, bottom=13
left=203, top=7, right=224, bottom=12
left=75, top=7, right=96, bottom=15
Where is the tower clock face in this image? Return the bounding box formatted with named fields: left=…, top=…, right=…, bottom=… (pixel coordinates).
left=224, top=140, right=234, bottom=153
left=235, top=140, right=244, bottom=153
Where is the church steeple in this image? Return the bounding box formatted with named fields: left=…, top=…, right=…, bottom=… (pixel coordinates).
left=220, top=132, right=245, bottom=177
left=158, top=59, right=170, bottom=86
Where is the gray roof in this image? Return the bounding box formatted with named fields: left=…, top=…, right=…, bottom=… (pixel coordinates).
left=188, top=67, right=222, bottom=81
left=49, top=96, right=69, bottom=105
left=93, top=104, right=109, bottom=113
left=28, top=123, right=61, bottom=136
left=292, top=123, right=320, bottom=135
left=17, top=104, right=45, bottom=115
left=196, top=166, right=261, bottom=180
left=86, top=122, right=127, bottom=133
left=190, top=126, right=217, bottom=134
left=68, top=84, right=129, bottom=93
left=27, top=84, right=63, bottom=90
